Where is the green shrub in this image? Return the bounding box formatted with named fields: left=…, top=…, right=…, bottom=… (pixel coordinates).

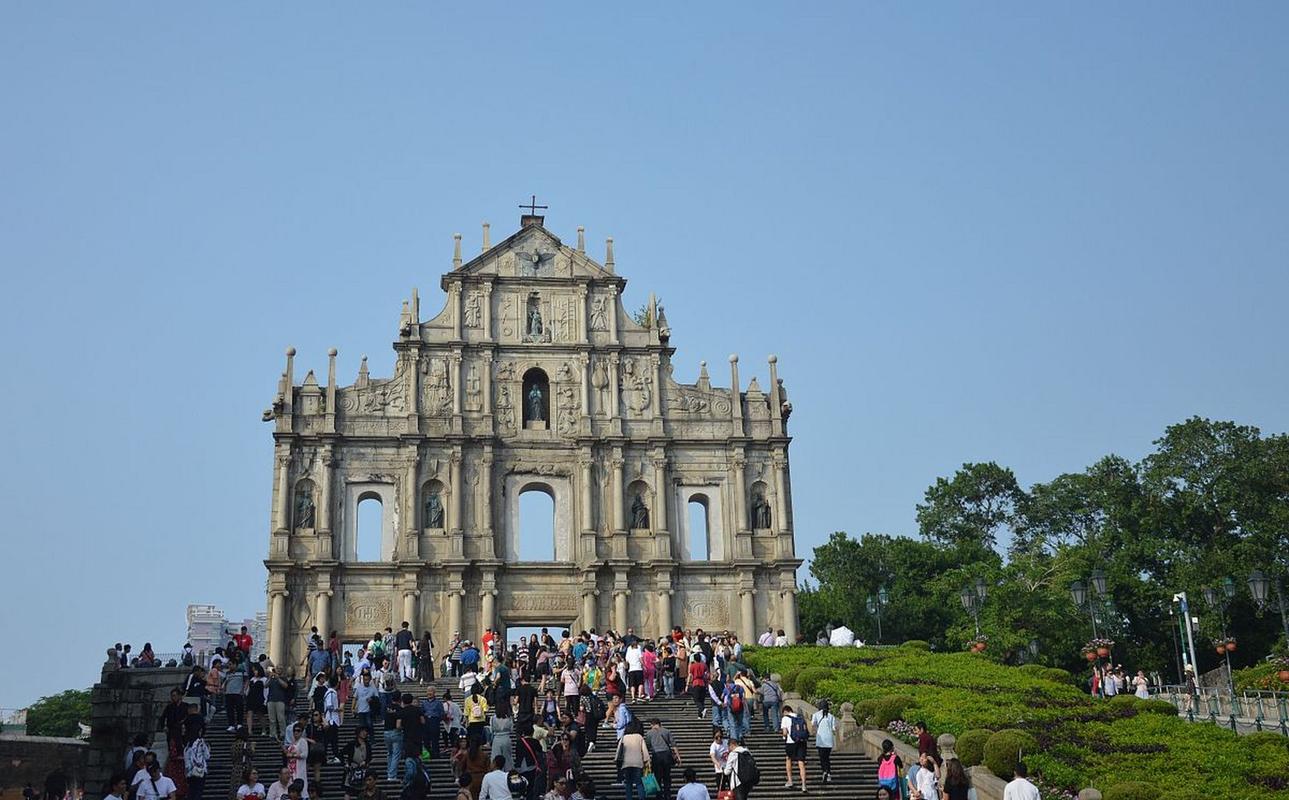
left=779, top=669, right=798, bottom=692
left=955, top=728, right=992, bottom=767
left=1042, top=667, right=1074, bottom=685
left=1017, top=664, right=1045, bottom=676
left=902, top=639, right=932, bottom=651
left=982, top=729, right=1036, bottom=778
left=794, top=667, right=830, bottom=700
left=1137, top=698, right=1179, bottom=716
left=853, top=700, right=879, bottom=726
left=873, top=695, right=916, bottom=727
left=1103, top=782, right=1156, bottom=800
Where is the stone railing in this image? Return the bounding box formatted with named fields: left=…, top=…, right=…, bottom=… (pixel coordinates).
left=86, top=661, right=191, bottom=800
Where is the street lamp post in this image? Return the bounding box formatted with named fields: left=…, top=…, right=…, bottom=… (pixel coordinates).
left=960, top=581, right=987, bottom=637
left=866, top=586, right=889, bottom=644
left=1069, top=570, right=1110, bottom=639
left=1202, top=577, right=1238, bottom=696
left=1249, top=570, right=1289, bottom=645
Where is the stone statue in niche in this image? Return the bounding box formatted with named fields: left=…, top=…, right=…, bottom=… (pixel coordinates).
left=527, top=382, right=545, bottom=422
left=752, top=492, right=772, bottom=529
left=631, top=494, right=650, bottom=529
left=294, top=488, right=315, bottom=528
left=526, top=297, right=544, bottom=336
left=424, top=492, right=445, bottom=528
left=590, top=297, right=608, bottom=331
left=464, top=292, right=482, bottom=328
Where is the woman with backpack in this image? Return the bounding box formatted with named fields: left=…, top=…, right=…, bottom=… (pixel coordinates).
left=876, top=739, right=903, bottom=799
left=779, top=706, right=808, bottom=793
left=341, top=726, right=372, bottom=800
left=464, top=683, right=490, bottom=749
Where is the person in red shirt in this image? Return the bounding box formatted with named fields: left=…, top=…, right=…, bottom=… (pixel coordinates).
left=233, top=626, right=253, bottom=657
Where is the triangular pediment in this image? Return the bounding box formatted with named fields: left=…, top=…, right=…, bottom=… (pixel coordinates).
left=457, top=224, right=613, bottom=281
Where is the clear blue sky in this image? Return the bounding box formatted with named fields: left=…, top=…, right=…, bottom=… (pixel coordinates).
left=2, top=3, right=1287, bottom=710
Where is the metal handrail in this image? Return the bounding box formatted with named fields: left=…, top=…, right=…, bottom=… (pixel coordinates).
left=1148, top=685, right=1289, bottom=735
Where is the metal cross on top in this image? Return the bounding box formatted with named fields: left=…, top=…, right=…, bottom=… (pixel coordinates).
left=519, top=194, right=548, bottom=215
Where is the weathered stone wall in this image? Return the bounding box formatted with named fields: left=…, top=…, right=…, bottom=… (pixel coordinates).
left=85, top=666, right=187, bottom=800
left=0, top=734, right=88, bottom=800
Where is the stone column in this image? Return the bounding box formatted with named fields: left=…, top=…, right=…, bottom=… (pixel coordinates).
left=402, top=449, right=419, bottom=557
left=315, top=590, right=332, bottom=640
left=448, top=590, right=463, bottom=638
left=657, top=589, right=673, bottom=635
left=480, top=448, right=494, bottom=548
left=608, top=287, right=619, bottom=344
left=767, top=355, right=783, bottom=436
left=318, top=448, right=334, bottom=537
left=611, top=450, right=626, bottom=533
left=481, top=590, right=496, bottom=639
left=482, top=352, right=494, bottom=420
left=403, top=591, right=419, bottom=627
left=482, top=283, right=494, bottom=342
left=579, top=353, right=591, bottom=420
left=608, top=355, right=621, bottom=420
left=451, top=282, right=462, bottom=340
left=579, top=456, right=594, bottom=531
left=740, top=588, right=756, bottom=644
left=325, top=348, right=338, bottom=433
left=782, top=588, right=799, bottom=644
left=449, top=450, right=463, bottom=535
left=406, top=350, right=419, bottom=432
left=576, top=285, right=589, bottom=344
left=650, top=354, right=662, bottom=418
left=450, top=350, right=463, bottom=417
left=269, top=590, right=288, bottom=667
left=732, top=452, right=749, bottom=532
left=652, top=453, right=669, bottom=535
left=582, top=589, right=598, bottom=632
left=274, top=450, right=291, bottom=533
left=773, top=451, right=789, bottom=534
left=614, top=589, right=629, bottom=632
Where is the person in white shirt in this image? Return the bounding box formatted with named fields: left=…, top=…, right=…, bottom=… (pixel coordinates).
left=757, top=628, right=775, bottom=647
left=132, top=764, right=177, bottom=800
left=1002, top=763, right=1041, bottom=800
left=675, top=768, right=711, bottom=800
left=773, top=630, right=788, bottom=647
left=265, top=769, right=293, bottom=800
left=721, top=739, right=754, bottom=800
left=625, top=644, right=645, bottom=702
left=236, top=768, right=267, bottom=800
left=708, top=729, right=729, bottom=775
left=809, top=701, right=837, bottom=782
left=459, top=667, right=479, bottom=695
left=105, top=773, right=129, bottom=800
left=912, top=752, right=939, bottom=800
left=477, top=756, right=511, bottom=800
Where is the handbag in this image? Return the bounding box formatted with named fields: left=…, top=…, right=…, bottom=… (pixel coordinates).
left=642, top=770, right=660, bottom=797
left=716, top=775, right=734, bottom=800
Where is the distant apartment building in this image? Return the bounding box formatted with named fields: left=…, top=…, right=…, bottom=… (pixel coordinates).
left=187, top=604, right=268, bottom=661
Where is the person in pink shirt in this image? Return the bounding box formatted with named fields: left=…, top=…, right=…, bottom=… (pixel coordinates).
left=641, top=644, right=659, bottom=700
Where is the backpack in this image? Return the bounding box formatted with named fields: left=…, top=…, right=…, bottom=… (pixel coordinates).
left=877, top=752, right=899, bottom=781
left=729, top=687, right=744, bottom=715
left=382, top=672, right=398, bottom=692
left=181, top=652, right=194, bottom=667
left=789, top=714, right=808, bottom=743
left=466, top=697, right=486, bottom=723
left=590, top=693, right=607, bottom=721
left=735, top=749, right=760, bottom=789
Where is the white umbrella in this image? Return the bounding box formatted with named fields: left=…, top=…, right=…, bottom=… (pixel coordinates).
left=828, top=626, right=855, bottom=647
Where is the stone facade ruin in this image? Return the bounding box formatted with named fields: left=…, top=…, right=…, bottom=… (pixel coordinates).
left=262, top=213, right=800, bottom=666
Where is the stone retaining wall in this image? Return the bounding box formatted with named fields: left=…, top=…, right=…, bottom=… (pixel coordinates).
left=86, top=665, right=189, bottom=800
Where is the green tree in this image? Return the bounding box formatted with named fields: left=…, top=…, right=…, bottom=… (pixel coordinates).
left=25, top=689, right=91, bottom=737
left=916, top=462, right=1024, bottom=552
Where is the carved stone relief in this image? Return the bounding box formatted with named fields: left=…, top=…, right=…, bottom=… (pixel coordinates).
left=556, top=382, right=580, bottom=436
left=464, top=364, right=482, bottom=412
left=495, top=385, right=516, bottom=436
left=464, top=292, right=482, bottom=328
left=420, top=357, right=452, bottom=417
left=506, top=593, right=579, bottom=613
left=590, top=359, right=610, bottom=416
left=682, top=591, right=731, bottom=629
left=622, top=358, right=652, bottom=416
left=589, top=296, right=609, bottom=331
left=345, top=596, right=393, bottom=630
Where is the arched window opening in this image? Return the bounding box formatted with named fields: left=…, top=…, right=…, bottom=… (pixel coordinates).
left=522, top=368, right=550, bottom=429
left=688, top=498, right=710, bottom=561
left=293, top=479, right=316, bottom=529
left=356, top=494, right=383, bottom=562
left=518, top=487, right=555, bottom=561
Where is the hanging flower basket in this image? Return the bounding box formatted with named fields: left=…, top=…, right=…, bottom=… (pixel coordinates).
left=1277, top=670, right=1289, bottom=683
left=1215, top=645, right=1226, bottom=655
left=1084, top=651, right=1098, bottom=662
left=1223, top=638, right=1237, bottom=652
left=1097, top=647, right=1110, bottom=657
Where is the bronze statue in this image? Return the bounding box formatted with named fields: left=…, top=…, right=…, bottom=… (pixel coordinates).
left=631, top=494, right=650, bottom=529
left=527, top=382, right=545, bottom=422
left=294, top=489, right=315, bottom=528
left=424, top=492, right=444, bottom=528
left=752, top=493, right=772, bottom=529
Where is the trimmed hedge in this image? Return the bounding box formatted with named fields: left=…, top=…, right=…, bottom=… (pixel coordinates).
left=902, top=640, right=932, bottom=651
left=794, top=667, right=830, bottom=700
left=1102, top=782, right=1155, bottom=800
left=742, top=646, right=1289, bottom=799
left=955, top=728, right=991, bottom=767
left=982, top=729, right=1036, bottom=779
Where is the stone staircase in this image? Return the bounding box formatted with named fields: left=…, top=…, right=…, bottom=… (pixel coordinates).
left=196, top=678, right=876, bottom=800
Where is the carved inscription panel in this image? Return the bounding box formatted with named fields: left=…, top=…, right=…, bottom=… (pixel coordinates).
left=345, top=597, right=393, bottom=630
left=682, top=591, right=731, bottom=630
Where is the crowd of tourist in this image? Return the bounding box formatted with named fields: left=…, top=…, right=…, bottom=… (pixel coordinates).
left=105, top=623, right=831, bottom=800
